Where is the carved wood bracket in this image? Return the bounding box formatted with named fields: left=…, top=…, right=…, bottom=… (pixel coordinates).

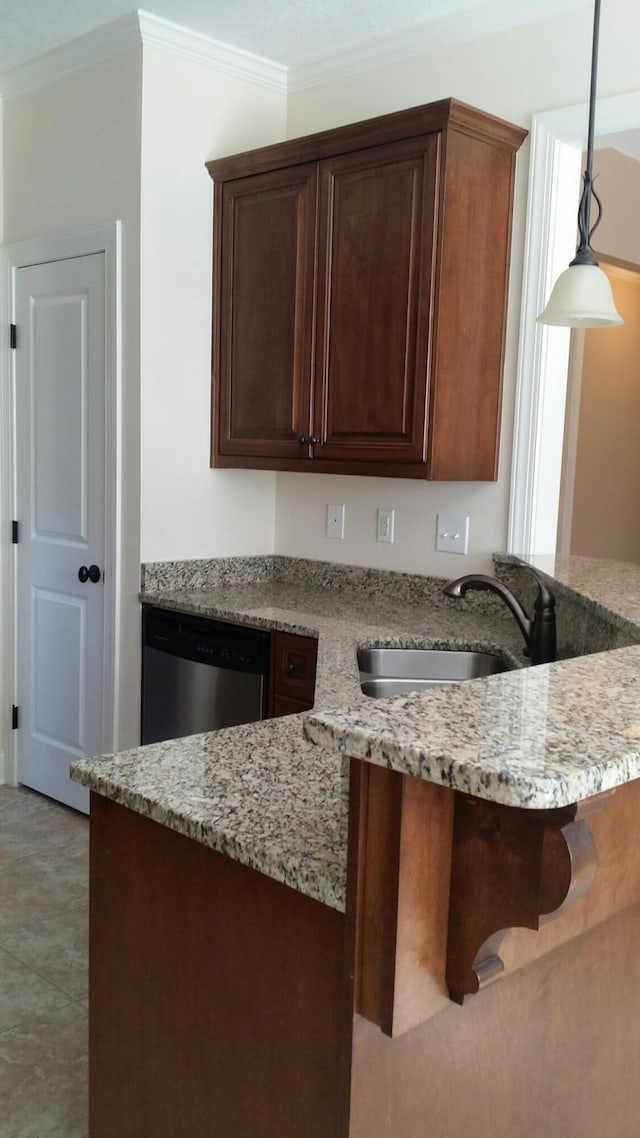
left=445, top=792, right=609, bottom=1005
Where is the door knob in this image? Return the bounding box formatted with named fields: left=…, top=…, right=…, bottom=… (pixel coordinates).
left=78, top=564, right=101, bottom=583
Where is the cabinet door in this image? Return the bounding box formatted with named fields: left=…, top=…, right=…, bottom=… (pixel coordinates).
left=268, top=630, right=318, bottom=717
left=213, top=165, right=317, bottom=462
left=312, top=137, right=439, bottom=464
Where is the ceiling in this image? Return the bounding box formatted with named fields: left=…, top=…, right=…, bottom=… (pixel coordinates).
left=0, top=0, right=589, bottom=75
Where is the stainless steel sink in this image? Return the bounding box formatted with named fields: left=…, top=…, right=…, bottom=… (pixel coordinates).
left=357, top=647, right=509, bottom=698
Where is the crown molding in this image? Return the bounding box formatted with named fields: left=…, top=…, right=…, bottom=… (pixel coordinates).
left=0, top=13, right=141, bottom=101
left=137, top=10, right=287, bottom=92
left=0, top=9, right=287, bottom=102
left=0, top=0, right=591, bottom=104
left=615, top=143, right=640, bottom=163
left=287, top=24, right=449, bottom=93
left=287, top=0, right=585, bottom=93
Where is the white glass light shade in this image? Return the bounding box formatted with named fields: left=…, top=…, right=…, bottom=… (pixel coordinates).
left=537, top=263, right=623, bottom=327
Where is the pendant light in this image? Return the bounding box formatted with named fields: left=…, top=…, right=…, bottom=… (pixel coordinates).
left=537, top=0, right=623, bottom=328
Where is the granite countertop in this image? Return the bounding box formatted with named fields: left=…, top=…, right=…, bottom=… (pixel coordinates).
left=306, top=643, right=640, bottom=810
left=71, top=554, right=640, bottom=914
left=500, top=552, right=640, bottom=632
left=306, top=554, right=640, bottom=812
left=70, top=562, right=526, bottom=912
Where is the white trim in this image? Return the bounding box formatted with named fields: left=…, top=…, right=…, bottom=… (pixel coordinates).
left=508, top=91, right=640, bottom=558
left=137, top=11, right=287, bottom=93
left=0, top=14, right=140, bottom=101
left=0, top=0, right=594, bottom=103
left=287, top=0, right=585, bottom=93
left=556, top=330, right=585, bottom=558
left=1, top=224, right=122, bottom=786
left=615, top=143, right=640, bottom=162
left=0, top=290, right=14, bottom=785
left=508, top=120, right=580, bottom=556
left=0, top=10, right=287, bottom=102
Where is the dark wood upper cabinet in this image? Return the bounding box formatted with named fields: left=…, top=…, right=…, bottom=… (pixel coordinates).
left=207, top=99, right=526, bottom=481
left=215, top=164, right=317, bottom=460
left=313, top=137, right=438, bottom=466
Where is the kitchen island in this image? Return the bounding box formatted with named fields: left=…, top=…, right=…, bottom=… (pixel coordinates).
left=72, top=554, right=640, bottom=1138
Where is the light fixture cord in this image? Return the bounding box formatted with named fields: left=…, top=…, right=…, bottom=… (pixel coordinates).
left=571, top=0, right=602, bottom=267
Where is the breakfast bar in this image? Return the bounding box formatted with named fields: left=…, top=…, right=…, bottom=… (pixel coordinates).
left=72, top=554, right=640, bottom=1138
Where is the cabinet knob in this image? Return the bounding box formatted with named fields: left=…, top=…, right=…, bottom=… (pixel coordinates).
left=297, top=435, right=307, bottom=445
left=308, top=436, right=319, bottom=445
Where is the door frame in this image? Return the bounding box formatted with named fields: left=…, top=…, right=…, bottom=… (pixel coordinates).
left=508, top=90, right=640, bottom=558
left=1, top=223, right=122, bottom=786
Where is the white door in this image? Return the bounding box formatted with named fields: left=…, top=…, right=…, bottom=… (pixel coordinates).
left=14, top=253, right=107, bottom=812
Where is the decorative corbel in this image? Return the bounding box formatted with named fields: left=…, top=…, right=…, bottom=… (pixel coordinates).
left=445, top=792, right=609, bottom=1004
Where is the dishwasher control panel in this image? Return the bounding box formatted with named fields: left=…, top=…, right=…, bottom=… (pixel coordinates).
left=144, top=606, right=270, bottom=674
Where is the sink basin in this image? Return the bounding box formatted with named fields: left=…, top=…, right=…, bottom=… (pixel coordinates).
left=357, top=647, right=509, bottom=698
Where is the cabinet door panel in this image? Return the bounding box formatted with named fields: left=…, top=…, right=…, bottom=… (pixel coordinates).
left=214, top=166, right=317, bottom=460
left=313, top=137, right=439, bottom=463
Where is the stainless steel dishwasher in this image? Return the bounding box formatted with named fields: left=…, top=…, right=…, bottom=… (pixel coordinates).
left=141, top=606, right=270, bottom=745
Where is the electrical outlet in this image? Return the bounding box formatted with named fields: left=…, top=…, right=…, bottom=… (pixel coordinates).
left=377, top=509, right=395, bottom=544
left=326, top=503, right=345, bottom=539
left=436, top=513, right=469, bottom=555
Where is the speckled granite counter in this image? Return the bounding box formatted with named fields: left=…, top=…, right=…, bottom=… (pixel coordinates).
left=70, top=559, right=526, bottom=912
left=306, top=553, right=640, bottom=812
left=71, top=554, right=640, bottom=913
left=306, top=643, right=640, bottom=809
left=498, top=551, right=640, bottom=635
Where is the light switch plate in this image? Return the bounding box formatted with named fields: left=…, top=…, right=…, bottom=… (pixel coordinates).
left=326, top=503, right=345, bottom=539
left=436, top=513, right=469, bottom=554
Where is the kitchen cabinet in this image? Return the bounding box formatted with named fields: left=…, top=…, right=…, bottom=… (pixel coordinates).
left=87, top=775, right=640, bottom=1137
left=268, top=630, right=318, bottom=717
left=214, top=164, right=317, bottom=463
left=207, top=98, right=526, bottom=481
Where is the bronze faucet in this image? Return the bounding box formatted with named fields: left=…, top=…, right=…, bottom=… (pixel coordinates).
left=443, top=566, right=557, bottom=666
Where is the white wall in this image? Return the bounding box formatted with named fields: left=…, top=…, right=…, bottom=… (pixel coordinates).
left=139, top=48, right=286, bottom=562
left=275, top=0, right=640, bottom=576
left=3, top=1, right=639, bottom=649
left=570, top=266, right=640, bottom=561
left=561, top=150, right=640, bottom=561
left=593, top=148, right=640, bottom=266
left=3, top=50, right=142, bottom=241
left=2, top=49, right=143, bottom=750
left=275, top=473, right=509, bottom=577
left=0, top=5, right=637, bottom=777
left=1, top=45, right=287, bottom=754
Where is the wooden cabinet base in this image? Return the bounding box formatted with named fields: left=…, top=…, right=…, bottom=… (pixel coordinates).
left=89, top=776, right=640, bottom=1138
left=349, top=903, right=640, bottom=1138
left=89, top=795, right=349, bottom=1138
left=268, top=630, right=318, bottom=717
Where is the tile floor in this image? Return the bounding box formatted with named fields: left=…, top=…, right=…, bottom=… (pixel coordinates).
left=0, top=785, right=88, bottom=1138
